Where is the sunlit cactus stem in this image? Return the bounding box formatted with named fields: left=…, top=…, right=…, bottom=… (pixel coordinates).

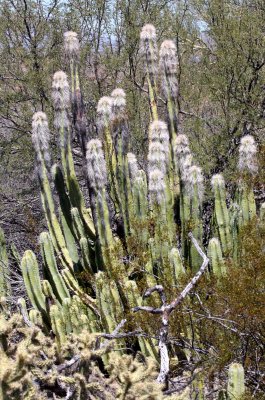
left=208, top=238, right=226, bottom=278
left=140, top=24, right=158, bottom=120
left=211, top=174, right=232, bottom=255
left=159, top=40, right=179, bottom=143
left=52, top=72, right=95, bottom=242
left=227, top=363, right=245, bottom=400
left=32, top=112, right=73, bottom=269
left=86, top=139, right=114, bottom=268
left=237, top=135, right=258, bottom=224
left=21, top=250, right=47, bottom=319
left=97, top=96, right=119, bottom=208
left=111, top=88, right=131, bottom=238
left=39, top=232, right=70, bottom=303
left=184, top=165, right=204, bottom=271
left=64, top=31, right=87, bottom=156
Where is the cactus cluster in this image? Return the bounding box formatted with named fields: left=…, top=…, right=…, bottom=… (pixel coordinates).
left=0, top=24, right=264, bottom=398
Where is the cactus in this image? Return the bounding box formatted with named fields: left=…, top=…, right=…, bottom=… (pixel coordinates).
left=208, top=238, right=226, bottom=277
left=2, top=27, right=258, bottom=383
left=227, top=363, right=245, bottom=400
left=0, top=228, right=11, bottom=298
left=140, top=24, right=158, bottom=120
left=211, top=174, right=232, bottom=255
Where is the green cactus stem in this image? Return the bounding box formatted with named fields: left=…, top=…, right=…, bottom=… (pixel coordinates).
left=211, top=174, right=232, bottom=255
left=21, top=250, right=46, bottom=318
left=0, top=228, right=11, bottom=298
left=140, top=24, right=158, bottom=120
left=40, top=232, right=70, bottom=303
left=227, top=363, right=245, bottom=400
left=208, top=238, right=226, bottom=278
left=159, top=40, right=178, bottom=144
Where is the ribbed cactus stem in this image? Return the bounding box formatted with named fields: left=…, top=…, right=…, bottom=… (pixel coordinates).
left=238, top=135, right=258, bottom=175
left=40, top=232, right=70, bottom=303
left=64, top=31, right=87, bottom=156
left=52, top=71, right=72, bottom=180
left=50, top=304, right=66, bottom=347
left=0, top=228, right=11, bottom=298
left=111, top=88, right=130, bottom=237
left=29, top=309, right=43, bottom=326
left=95, top=272, right=119, bottom=333
left=140, top=24, right=158, bottom=120
left=86, top=139, right=113, bottom=250
left=21, top=250, right=46, bottom=316
left=32, top=112, right=73, bottom=269
left=237, top=135, right=257, bottom=224
left=211, top=174, right=232, bottom=254
left=208, top=238, right=226, bottom=277
left=227, top=363, right=245, bottom=400
left=169, top=248, right=186, bottom=285
left=159, top=40, right=178, bottom=143
left=184, top=165, right=204, bottom=271
left=149, top=169, right=166, bottom=211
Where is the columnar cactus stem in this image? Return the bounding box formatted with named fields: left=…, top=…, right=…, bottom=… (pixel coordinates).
left=97, top=96, right=120, bottom=211
left=52, top=72, right=95, bottom=240
left=40, top=232, right=70, bottom=303
left=86, top=139, right=113, bottom=253
left=140, top=24, right=158, bottom=120
left=208, top=238, right=226, bottom=277
left=111, top=88, right=130, bottom=238
left=169, top=248, right=186, bottom=285
left=52, top=164, right=79, bottom=264
left=211, top=174, right=232, bottom=255
left=184, top=165, right=204, bottom=271
left=64, top=31, right=87, bottom=156
left=0, top=228, right=11, bottom=298
left=50, top=304, right=66, bottom=348
left=21, top=250, right=46, bottom=317
left=227, top=363, right=245, bottom=400
left=159, top=40, right=179, bottom=143
left=32, top=112, right=73, bottom=269
left=238, top=135, right=257, bottom=223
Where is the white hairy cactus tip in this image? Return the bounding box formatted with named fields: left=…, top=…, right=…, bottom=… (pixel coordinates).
left=97, top=96, right=112, bottom=117
left=148, top=141, right=167, bottom=174
left=160, top=40, right=178, bottom=97
left=160, top=40, right=177, bottom=58
left=111, top=88, right=126, bottom=116
left=86, top=139, right=107, bottom=190
left=174, top=134, right=191, bottom=172
left=127, top=152, right=139, bottom=180
left=211, top=174, right=225, bottom=188
left=63, top=31, right=80, bottom=58
left=209, top=237, right=220, bottom=246
left=52, top=71, right=70, bottom=110
left=150, top=120, right=169, bottom=143
left=149, top=168, right=166, bottom=204
left=185, top=165, right=204, bottom=202
left=174, top=134, right=190, bottom=153
left=32, top=111, right=50, bottom=151
left=238, top=134, right=258, bottom=174
left=140, top=24, right=156, bottom=41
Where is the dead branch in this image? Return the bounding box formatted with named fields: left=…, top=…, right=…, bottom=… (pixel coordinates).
left=133, top=233, right=209, bottom=384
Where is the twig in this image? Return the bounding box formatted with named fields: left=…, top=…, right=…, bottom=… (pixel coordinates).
left=133, top=233, right=209, bottom=384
